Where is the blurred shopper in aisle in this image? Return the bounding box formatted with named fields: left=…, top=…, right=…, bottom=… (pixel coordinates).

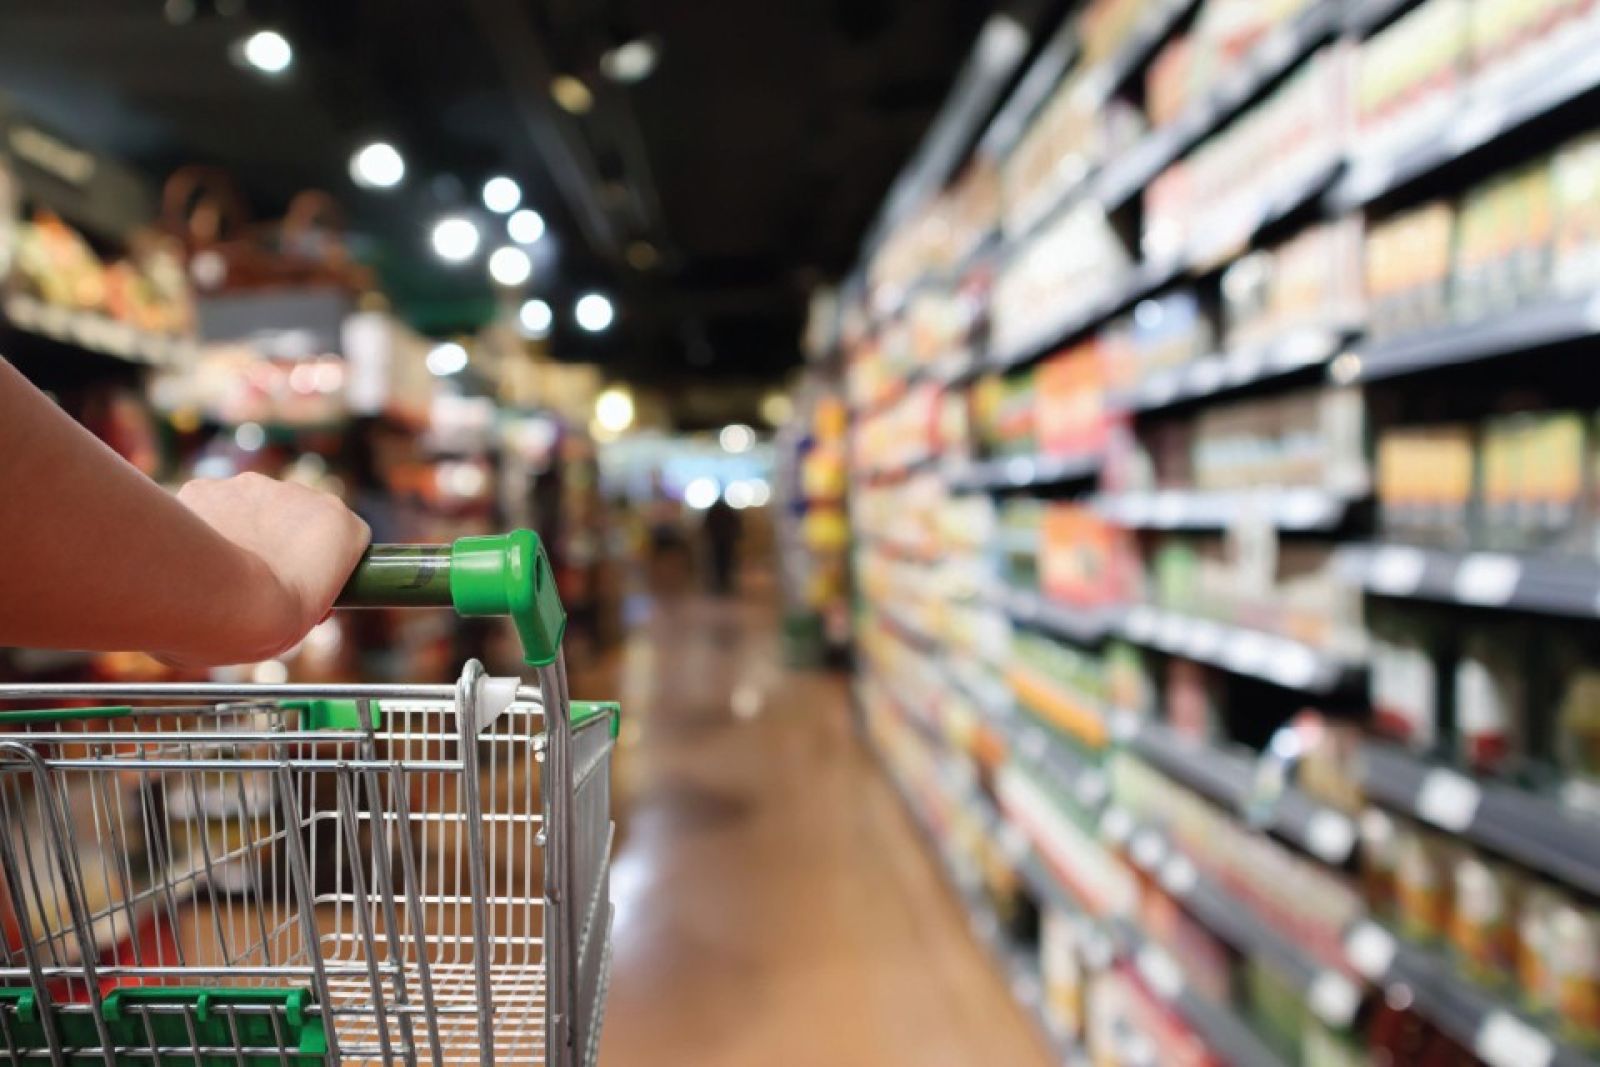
left=701, top=492, right=741, bottom=595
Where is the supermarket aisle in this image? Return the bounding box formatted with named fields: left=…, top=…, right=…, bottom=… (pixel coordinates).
left=585, top=581, right=1052, bottom=1067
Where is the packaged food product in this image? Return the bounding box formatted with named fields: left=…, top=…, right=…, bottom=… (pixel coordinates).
left=1551, top=641, right=1600, bottom=818
left=1354, top=0, right=1469, bottom=151
left=1520, top=882, right=1562, bottom=1016
left=1452, top=624, right=1527, bottom=775
left=1360, top=807, right=1403, bottom=922
left=1034, top=340, right=1106, bottom=458
left=1376, top=424, right=1477, bottom=548
left=1551, top=896, right=1600, bottom=1046
left=1449, top=852, right=1522, bottom=986
left=1364, top=201, right=1456, bottom=338
left=1166, top=658, right=1218, bottom=741
left=1395, top=821, right=1455, bottom=944
left=1368, top=606, right=1442, bottom=750
left=1554, top=132, right=1600, bottom=294
left=1040, top=909, right=1085, bottom=1038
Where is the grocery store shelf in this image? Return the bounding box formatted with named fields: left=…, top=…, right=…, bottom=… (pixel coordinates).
left=1345, top=291, right=1600, bottom=383
left=1076, top=0, right=1200, bottom=112
left=1095, top=0, right=1341, bottom=211
left=1336, top=543, right=1600, bottom=619
left=1, top=292, right=197, bottom=369
left=989, top=257, right=1184, bottom=371
left=1331, top=35, right=1600, bottom=210
left=1342, top=0, right=1413, bottom=35
left=1007, top=713, right=1112, bottom=813
left=1095, top=485, right=1362, bottom=532
left=1114, top=326, right=1348, bottom=414
left=947, top=450, right=1102, bottom=493
left=994, top=587, right=1123, bottom=646
left=1345, top=920, right=1599, bottom=1067
left=1115, top=712, right=1359, bottom=866
left=1118, top=604, right=1362, bottom=696
left=1123, top=824, right=1363, bottom=1029
left=1360, top=742, right=1600, bottom=899
left=876, top=604, right=944, bottom=652
left=1017, top=850, right=1291, bottom=1067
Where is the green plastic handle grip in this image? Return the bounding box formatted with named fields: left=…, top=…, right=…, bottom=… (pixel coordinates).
left=336, top=532, right=567, bottom=666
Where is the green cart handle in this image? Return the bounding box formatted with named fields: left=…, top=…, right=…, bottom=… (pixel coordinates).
left=335, top=531, right=566, bottom=667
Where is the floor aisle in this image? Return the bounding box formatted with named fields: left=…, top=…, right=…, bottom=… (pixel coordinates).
left=586, top=582, right=1053, bottom=1067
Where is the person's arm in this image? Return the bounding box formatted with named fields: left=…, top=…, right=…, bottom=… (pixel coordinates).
left=0, top=359, right=370, bottom=665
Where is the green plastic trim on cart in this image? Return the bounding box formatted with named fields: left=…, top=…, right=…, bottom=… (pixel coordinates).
left=0, top=986, right=327, bottom=1065
left=571, top=700, right=622, bottom=739
left=0, top=705, right=133, bottom=724
left=448, top=531, right=567, bottom=667
left=279, top=698, right=378, bottom=732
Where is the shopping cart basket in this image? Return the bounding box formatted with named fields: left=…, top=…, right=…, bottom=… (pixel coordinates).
left=0, top=531, right=617, bottom=1067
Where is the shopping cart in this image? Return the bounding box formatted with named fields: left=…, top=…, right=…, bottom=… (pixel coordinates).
left=0, top=531, right=616, bottom=1067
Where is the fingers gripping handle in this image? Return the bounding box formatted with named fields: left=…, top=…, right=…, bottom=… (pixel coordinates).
left=336, top=530, right=567, bottom=666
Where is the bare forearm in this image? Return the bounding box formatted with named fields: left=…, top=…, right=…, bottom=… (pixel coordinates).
left=0, top=359, right=291, bottom=659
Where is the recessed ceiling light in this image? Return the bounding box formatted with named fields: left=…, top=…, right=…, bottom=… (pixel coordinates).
left=595, top=387, right=635, bottom=432
left=430, top=217, right=480, bottom=263
left=508, top=209, right=546, bottom=244
left=488, top=246, right=532, bottom=287
left=551, top=75, right=594, bottom=115
left=241, top=30, right=293, bottom=75
left=719, top=423, right=755, bottom=454
left=575, top=292, right=614, bottom=332
left=519, top=298, right=553, bottom=338
left=482, top=176, right=521, bottom=214
left=350, top=142, right=405, bottom=189
left=600, top=37, right=660, bottom=84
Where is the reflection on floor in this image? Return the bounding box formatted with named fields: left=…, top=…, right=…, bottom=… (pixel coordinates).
left=582, top=582, right=1052, bottom=1067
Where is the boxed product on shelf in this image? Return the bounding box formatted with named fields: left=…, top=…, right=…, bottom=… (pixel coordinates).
left=991, top=202, right=1129, bottom=358
left=1146, top=0, right=1319, bottom=131
left=1143, top=44, right=1350, bottom=268
left=1375, top=423, right=1477, bottom=548
left=1452, top=159, right=1556, bottom=322
left=1219, top=219, right=1363, bottom=351
left=1034, top=339, right=1107, bottom=457
left=1104, top=290, right=1214, bottom=394
left=973, top=367, right=1038, bottom=458
left=1040, top=503, right=1139, bottom=609
left=1188, top=387, right=1367, bottom=494
left=1353, top=0, right=1469, bottom=156
left=1003, top=67, right=1142, bottom=237
left=1106, top=640, right=1155, bottom=716
left=1479, top=410, right=1589, bottom=553
left=1469, top=0, right=1600, bottom=96
left=1553, top=131, right=1600, bottom=294
left=1012, top=629, right=1109, bottom=747
left=1363, top=200, right=1455, bottom=339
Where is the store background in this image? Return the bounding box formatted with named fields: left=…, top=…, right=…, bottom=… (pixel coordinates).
left=4, top=0, right=1600, bottom=1064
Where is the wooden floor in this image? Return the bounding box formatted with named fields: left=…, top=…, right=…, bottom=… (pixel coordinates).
left=582, top=582, right=1053, bottom=1067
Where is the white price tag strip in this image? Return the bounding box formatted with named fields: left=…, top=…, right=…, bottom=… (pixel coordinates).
left=1369, top=545, right=1427, bottom=595
left=1307, top=970, right=1361, bottom=1029
left=1130, top=830, right=1166, bottom=871
left=1101, top=807, right=1134, bottom=845
left=1136, top=944, right=1185, bottom=1001
left=1306, top=810, right=1358, bottom=865
left=1269, top=642, right=1321, bottom=691
left=1453, top=553, right=1522, bottom=607
left=1475, top=1010, right=1554, bottom=1067
left=1416, top=768, right=1482, bottom=833
left=1159, top=855, right=1197, bottom=897
left=1345, top=922, right=1397, bottom=981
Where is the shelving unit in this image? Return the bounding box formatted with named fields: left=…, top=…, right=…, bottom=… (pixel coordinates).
left=843, top=0, right=1600, bottom=1062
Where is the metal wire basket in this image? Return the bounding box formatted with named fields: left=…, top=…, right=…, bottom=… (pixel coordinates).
left=0, top=532, right=617, bottom=1066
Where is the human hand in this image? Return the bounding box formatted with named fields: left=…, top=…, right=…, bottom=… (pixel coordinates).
left=172, top=472, right=371, bottom=664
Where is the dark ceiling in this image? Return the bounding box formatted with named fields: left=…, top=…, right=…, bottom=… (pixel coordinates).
left=0, top=0, right=1000, bottom=383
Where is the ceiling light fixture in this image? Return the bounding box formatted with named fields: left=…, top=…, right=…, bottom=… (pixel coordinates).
left=719, top=423, right=755, bottom=454
left=575, top=292, right=614, bottom=332
left=482, top=176, right=522, bottom=214
left=426, top=342, right=469, bottom=377
left=551, top=75, right=594, bottom=115
left=488, top=246, right=532, bottom=287
left=241, top=30, right=293, bottom=75
left=683, top=477, right=719, bottom=511
left=594, top=387, right=635, bottom=433
left=519, top=298, right=553, bottom=338
left=350, top=142, right=405, bottom=189
left=600, top=37, right=660, bottom=84
left=508, top=208, right=546, bottom=244
left=430, top=217, right=480, bottom=263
